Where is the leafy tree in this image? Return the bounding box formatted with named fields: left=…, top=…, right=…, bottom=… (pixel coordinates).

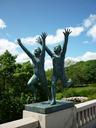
left=13, top=61, right=33, bottom=95
left=0, top=50, right=16, bottom=90
left=66, top=60, right=96, bottom=85
left=0, top=51, right=33, bottom=124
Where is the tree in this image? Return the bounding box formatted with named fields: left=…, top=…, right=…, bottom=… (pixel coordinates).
left=0, top=51, right=33, bottom=124
left=0, top=50, right=16, bottom=90
left=66, top=60, right=96, bottom=85
left=13, top=61, right=34, bottom=95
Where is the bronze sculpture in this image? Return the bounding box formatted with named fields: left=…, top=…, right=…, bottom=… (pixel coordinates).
left=38, top=29, right=72, bottom=105
left=17, top=29, right=71, bottom=105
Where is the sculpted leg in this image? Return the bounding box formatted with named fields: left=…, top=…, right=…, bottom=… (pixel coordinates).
left=51, top=76, right=57, bottom=105
left=27, top=74, right=38, bottom=100
left=60, top=72, right=68, bottom=87
left=40, top=76, right=49, bottom=101
left=61, top=74, right=71, bottom=87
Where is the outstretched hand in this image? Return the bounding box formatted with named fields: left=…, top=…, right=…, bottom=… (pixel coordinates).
left=63, top=29, right=72, bottom=37
left=36, top=37, right=42, bottom=45
left=36, top=32, right=47, bottom=45
left=41, top=32, right=47, bottom=41
left=17, top=38, right=22, bottom=45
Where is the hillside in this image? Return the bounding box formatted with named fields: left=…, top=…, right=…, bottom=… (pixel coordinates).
left=65, top=60, right=96, bottom=85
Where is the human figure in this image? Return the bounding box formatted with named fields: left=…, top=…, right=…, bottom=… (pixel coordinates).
left=17, top=33, right=48, bottom=101
left=38, top=29, right=72, bottom=105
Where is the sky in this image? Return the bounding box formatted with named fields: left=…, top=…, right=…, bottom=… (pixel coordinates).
left=0, top=0, right=96, bottom=69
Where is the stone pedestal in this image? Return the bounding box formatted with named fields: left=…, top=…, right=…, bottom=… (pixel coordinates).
left=23, top=101, right=76, bottom=128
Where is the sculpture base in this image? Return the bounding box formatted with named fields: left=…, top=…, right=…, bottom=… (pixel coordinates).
left=25, top=100, right=74, bottom=114
left=23, top=100, right=76, bottom=128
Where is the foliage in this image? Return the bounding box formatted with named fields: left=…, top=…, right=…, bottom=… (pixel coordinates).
left=0, top=51, right=33, bottom=124
left=0, top=50, right=16, bottom=89
left=56, top=83, right=96, bottom=100
left=66, top=60, right=96, bottom=85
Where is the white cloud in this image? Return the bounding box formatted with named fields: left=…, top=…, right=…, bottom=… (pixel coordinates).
left=21, top=35, right=39, bottom=45
left=55, top=27, right=84, bottom=37
left=46, top=32, right=63, bottom=45
left=0, top=19, right=6, bottom=29
left=82, top=51, right=96, bottom=61
left=0, top=39, right=18, bottom=55
left=21, top=26, right=84, bottom=46
left=65, top=51, right=96, bottom=63
left=20, top=32, right=63, bottom=46
left=46, top=27, right=84, bottom=44
left=82, top=14, right=96, bottom=41
left=87, top=24, right=96, bottom=40
left=66, top=27, right=84, bottom=37
left=83, top=14, right=96, bottom=28
left=16, top=52, right=30, bottom=63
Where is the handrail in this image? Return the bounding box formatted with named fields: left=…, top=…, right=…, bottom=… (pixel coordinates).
left=75, top=100, right=96, bottom=128
left=0, top=117, right=39, bottom=128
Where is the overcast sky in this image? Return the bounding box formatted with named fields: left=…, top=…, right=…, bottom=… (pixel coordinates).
left=0, top=0, right=96, bottom=69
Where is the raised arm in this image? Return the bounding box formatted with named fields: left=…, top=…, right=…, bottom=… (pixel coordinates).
left=61, top=29, right=71, bottom=58
left=17, top=39, right=36, bottom=64
left=37, top=33, right=53, bottom=58
left=45, top=44, right=53, bottom=58
left=40, top=32, right=47, bottom=59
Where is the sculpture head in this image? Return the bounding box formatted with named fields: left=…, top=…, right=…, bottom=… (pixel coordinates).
left=34, top=47, right=41, bottom=58
left=54, top=45, right=61, bottom=55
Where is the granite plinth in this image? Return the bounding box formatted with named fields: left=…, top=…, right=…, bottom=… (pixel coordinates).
left=25, top=100, right=74, bottom=114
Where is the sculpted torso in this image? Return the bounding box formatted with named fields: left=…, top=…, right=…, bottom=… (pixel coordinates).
left=33, top=57, right=45, bottom=78
left=52, top=54, right=64, bottom=76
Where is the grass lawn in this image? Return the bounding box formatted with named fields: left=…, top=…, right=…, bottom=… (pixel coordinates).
left=56, top=83, right=96, bottom=100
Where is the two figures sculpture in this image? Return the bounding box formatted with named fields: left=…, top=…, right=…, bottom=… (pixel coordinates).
left=17, top=29, right=72, bottom=105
